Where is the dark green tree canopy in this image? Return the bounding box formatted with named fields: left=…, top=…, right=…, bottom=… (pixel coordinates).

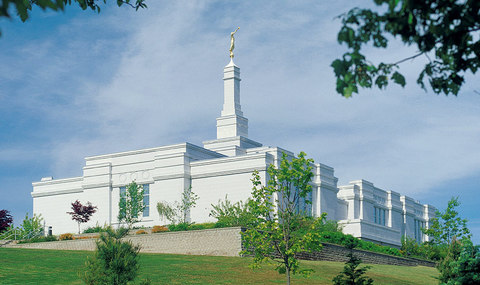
left=332, top=0, right=480, bottom=97
left=0, top=0, right=146, bottom=35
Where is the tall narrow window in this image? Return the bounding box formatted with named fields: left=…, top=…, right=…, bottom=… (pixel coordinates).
left=414, top=219, right=424, bottom=242
left=142, top=184, right=150, bottom=217
left=374, top=206, right=385, bottom=226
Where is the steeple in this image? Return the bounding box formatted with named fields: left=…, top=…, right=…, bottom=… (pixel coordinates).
left=216, top=59, right=248, bottom=139
left=203, top=30, right=262, bottom=157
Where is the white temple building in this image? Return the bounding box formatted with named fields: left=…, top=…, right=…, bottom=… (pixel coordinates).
left=32, top=57, right=435, bottom=247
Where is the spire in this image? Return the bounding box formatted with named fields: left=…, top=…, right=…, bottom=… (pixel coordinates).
left=216, top=59, right=248, bottom=139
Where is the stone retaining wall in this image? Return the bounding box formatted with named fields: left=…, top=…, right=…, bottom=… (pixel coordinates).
left=5, top=227, right=435, bottom=267
left=6, top=227, right=242, bottom=257
left=298, top=243, right=435, bottom=267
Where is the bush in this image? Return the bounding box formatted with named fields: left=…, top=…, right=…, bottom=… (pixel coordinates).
left=59, top=233, right=74, bottom=240
left=151, top=226, right=168, bottom=233
left=187, top=223, right=216, bottom=231
left=17, top=235, right=57, bottom=244
left=83, top=224, right=109, bottom=234
left=168, top=223, right=189, bottom=232
left=318, top=231, right=402, bottom=257
left=209, top=196, right=256, bottom=227
left=82, top=227, right=146, bottom=285
left=135, top=229, right=147, bottom=235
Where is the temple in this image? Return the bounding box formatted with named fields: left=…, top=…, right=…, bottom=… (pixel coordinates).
left=32, top=57, right=435, bottom=247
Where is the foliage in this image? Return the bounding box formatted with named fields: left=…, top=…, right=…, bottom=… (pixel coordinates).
left=0, top=0, right=147, bottom=35
left=151, top=225, right=168, bottom=233
left=332, top=0, right=480, bottom=97
left=319, top=231, right=402, bottom=257
left=241, top=152, right=325, bottom=285
left=0, top=209, right=13, bottom=233
left=210, top=195, right=257, bottom=227
left=436, top=237, right=464, bottom=284
left=67, top=200, right=97, bottom=234
left=83, top=224, right=109, bottom=234
left=166, top=222, right=216, bottom=232
left=118, top=181, right=146, bottom=229
left=332, top=239, right=374, bottom=285
left=82, top=227, right=145, bottom=285
left=59, top=233, right=74, bottom=240
left=136, top=229, right=147, bottom=235
left=442, top=239, right=480, bottom=284
left=17, top=235, right=57, bottom=244
left=401, top=236, right=443, bottom=261
left=423, top=197, right=471, bottom=246
left=19, top=213, right=43, bottom=238
left=156, top=186, right=199, bottom=225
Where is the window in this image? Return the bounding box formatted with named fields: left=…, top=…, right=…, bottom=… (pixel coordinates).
left=119, top=184, right=150, bottom=218
left=374, top=206, right=386, bottom=226
left=414, top=219, right=425, bottom=242
left=143, top=184, right=150, bottom=217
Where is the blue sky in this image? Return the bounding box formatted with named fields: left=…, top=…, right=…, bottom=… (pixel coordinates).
left=0, top=1, right=479, bottom=243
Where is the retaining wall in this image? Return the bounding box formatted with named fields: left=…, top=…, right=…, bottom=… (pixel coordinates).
left=5, top=227, right=435, bottom=267
left=6, top=227, right=242, bottom=257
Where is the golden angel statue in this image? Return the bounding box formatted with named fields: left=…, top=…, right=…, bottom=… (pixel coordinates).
left=229, top=27, right=240, bottom=58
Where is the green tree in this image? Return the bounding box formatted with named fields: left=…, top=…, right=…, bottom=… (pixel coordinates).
left=118, top=181, right=145, bottom=229
left=443, top=239, right=480, bottom=284
left=0, top=0, right=147, bottom=36
left=82, top=227, right=148, bottom=285
left=20, top=213, right=44, bottom=238
left=241, top=152, right=326, bottom=285
left=156, top=186, right=199, bottom=225
left=332, top=0, right=480, bottom=97
left=423, top=197, right=471, bottom=246
left=332, top=238, right=374, bottom=285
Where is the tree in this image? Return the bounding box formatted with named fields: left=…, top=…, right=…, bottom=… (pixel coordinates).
left=423, top=197, right=471, bottom=246
left=82, top=227, right=149, bottom=285
left=156, top=186, right=199, bottom=225
left=241, top=152, right=326, bottom=285
left=0, top=209, right=13, bottom=233
left=67, top=200, right=97, bottom=234
left=443, top=239, right=480, bottom=284
left=422, top=197, right=475, bottom=284
left=0, top=0, right=147, bottom=28
left=118, top=181, right=145, bottom=229
left=332, top=0, right=480, bottom=97
left=332, top=238, right=374, bottom=285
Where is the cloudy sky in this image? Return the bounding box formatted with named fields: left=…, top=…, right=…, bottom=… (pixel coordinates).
left=1, top=0, right=479, bottom=242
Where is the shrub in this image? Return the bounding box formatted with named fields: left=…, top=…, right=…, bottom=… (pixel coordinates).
left=151, top=226, right=168, bottom=233
left=17, top=235, right=57, bottom=244
left=83, top=224, right=109, bottom=234
left=135, top=229, right=147, bottom=235
left=209, top=195, right=256, bottom=227
left=59, top=233, right=74, bottom=240
left=318, top=231, right=402, bottom=257
left=82, top=227, right=146, bottom=285
left=168, top=223, right=189, bottom=232
left=187, top=223, right=215, bottom=231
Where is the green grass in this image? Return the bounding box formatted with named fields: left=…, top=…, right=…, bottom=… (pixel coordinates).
left=0, top=248, right=439, bottom=284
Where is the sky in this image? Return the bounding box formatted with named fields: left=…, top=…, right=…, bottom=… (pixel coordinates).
left=0, top=0, right=479, bottom=243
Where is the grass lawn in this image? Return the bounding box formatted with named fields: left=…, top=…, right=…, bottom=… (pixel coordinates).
left=0, top=248, right=438, bottom=284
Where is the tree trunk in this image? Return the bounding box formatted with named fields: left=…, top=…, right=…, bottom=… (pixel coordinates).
left=286, top=267, right=290, bottom=285
left=78, top=222, right=81, bottom=234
